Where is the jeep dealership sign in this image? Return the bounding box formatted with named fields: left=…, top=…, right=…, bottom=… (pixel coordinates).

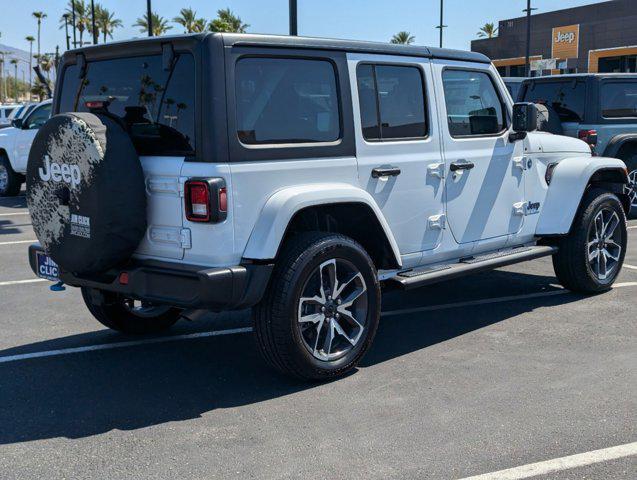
left=552, top=24, right=579, bottom=59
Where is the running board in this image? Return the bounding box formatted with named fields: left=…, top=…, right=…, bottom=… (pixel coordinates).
left=389, top=246, right=558, bottom=290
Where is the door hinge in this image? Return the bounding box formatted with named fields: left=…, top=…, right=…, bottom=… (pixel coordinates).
left=513, top=156, right=526, bottom=170
left=427, top=162, right=446, bottom=179
left=428, top=214, right=446, bottom=230
left=180, top=228, right=192, bottom=249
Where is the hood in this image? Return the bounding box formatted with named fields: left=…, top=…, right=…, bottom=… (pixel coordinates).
left=525, top=131, right=591, bottom=155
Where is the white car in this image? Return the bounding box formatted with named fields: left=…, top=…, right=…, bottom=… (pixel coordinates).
left=0, top=99, right=52, bottom=195
left=0, top=104, right=21, bottom=128
left=26, top=34, right=630, bottom=381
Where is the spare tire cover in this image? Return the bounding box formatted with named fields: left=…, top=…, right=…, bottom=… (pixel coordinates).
left=27, top=112, right=147, bottom=275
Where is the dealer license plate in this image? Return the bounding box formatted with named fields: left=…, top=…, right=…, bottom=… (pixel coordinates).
left=36, top=252, right=59, bottom=281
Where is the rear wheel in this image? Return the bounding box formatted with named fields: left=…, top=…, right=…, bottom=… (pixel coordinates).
left=0, top=155, right=22, bottom=197
left=81, top=288, right=181, bottom=334
left=552, top=189, right=627, bottom=293
left=253, top=232, right=381, bottom=381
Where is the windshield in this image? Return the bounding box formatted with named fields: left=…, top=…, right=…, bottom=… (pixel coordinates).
left=58, top=53, right=196, bottom=156
left=522, top=80, right=586, bottom=122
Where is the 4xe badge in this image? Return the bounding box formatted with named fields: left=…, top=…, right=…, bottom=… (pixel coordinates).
left=38, top=155, right=81, bottom=188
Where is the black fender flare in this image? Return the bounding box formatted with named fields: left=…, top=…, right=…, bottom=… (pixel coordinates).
left=602, top=133, right=637, bottom=159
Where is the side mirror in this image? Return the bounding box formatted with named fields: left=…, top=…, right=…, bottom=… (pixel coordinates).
left=512, top=102, right=539, bottom=132
left=11, top=119, right=23, bottom=129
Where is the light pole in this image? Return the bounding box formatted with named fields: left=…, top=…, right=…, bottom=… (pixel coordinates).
left=71, top=0, right=77, bottom=48
left=289, top=0, right=298, bottom=36
left=91, top=0, right=98, bottom=45
left=147, top=0, right=153, bottom=37
left=524, top=0, right=537, bottom=76
left=436, top=0, right=447, bottom=48
left=63, top=13, right=71, bottom=50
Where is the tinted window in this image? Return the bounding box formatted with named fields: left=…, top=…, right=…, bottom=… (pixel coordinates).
left=442, top=70, right=505, bottom=137
left=521, top=80, right=586, bottom=122
left=505, top=82, right=522, bottom=101
left=601, top=82, right=637, bottom=118
left=24, top=104, right=52, bottom=129
left=59, top=54, right=196, bottom=156
left=236, top=57, right=340, bottom=145
left=356, top=64, right=427, bottom=140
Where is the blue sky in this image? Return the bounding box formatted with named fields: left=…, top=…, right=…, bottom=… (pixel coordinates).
left=0, top=0, right=604, bottom=56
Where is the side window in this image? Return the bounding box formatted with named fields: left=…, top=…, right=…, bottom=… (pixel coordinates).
left=235, top=57, right=340, bottom=145
left=601, top=82, right=637, bottom=118
left=442, top=70, right=506, bottom=137
left=521, top=80, right=586, bottom=122
left=25, top=104, right=52, bottom=130
left=356, top=64, right=427, bottom=141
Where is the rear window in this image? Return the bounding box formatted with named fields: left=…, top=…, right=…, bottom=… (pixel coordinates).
left=235, top=57, right=341, bottom=145
left=601, top=82, right=637, bottom=118
left=521, top=80, right=586, bottom=122
left=58, top=53, right=196, bottom=156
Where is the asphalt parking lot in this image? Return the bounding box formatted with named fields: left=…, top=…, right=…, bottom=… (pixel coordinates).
left=0, top=192, right=635, bottom=480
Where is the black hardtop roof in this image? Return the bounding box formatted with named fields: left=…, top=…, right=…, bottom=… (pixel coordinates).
left=63, top=32, right=490, bottom=64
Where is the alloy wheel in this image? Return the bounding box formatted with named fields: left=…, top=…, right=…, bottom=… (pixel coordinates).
left=587, top=208, right=622, bottom=281
left=297, top=258, right=368, bottom=361
left=625, top=169, right=637, bottom=211
left=0, top=164, right=8, bottom=192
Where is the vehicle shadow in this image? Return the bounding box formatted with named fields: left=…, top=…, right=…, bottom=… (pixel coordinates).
left=0, top=270, right=585, bottom=445
left=0, top=194, right=27, bottom=210
left=0, top=219, right=26, bottom=235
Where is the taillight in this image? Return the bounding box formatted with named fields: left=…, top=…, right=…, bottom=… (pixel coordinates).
left=184, top=178, right=227, bottom=223
left=578, top=129, right=598, bottom=153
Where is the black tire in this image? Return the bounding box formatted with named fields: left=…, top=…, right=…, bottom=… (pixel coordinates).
left=81, top=287, right=181, bottom=334
left=0, top=154, right=22, bottom=197
left=254, top=232, right=381, bottom=381
left=552, top=188, right=627, bottom=293
left=622, top=154, right=637, bottom=219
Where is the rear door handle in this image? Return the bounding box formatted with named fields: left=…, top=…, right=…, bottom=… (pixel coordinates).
left=372, top=167, right=401, bottom=178
left=449, top=161, right=475, bottom=172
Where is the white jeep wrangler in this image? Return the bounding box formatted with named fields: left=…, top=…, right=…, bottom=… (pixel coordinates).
left=27, top=34, right=630, bottom=380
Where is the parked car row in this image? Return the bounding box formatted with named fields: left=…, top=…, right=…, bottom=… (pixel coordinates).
left=0, top=99, right=52, bottom=195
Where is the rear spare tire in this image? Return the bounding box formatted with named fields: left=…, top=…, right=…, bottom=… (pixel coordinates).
left=26, top=112, right=146, bottom=275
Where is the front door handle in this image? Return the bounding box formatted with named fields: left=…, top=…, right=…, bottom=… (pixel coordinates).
left=372, top=167, right=401, bottom=178
left=449, top=161, right=475, bottom=172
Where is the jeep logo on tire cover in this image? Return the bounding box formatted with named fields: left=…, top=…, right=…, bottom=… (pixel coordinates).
left=38, top=155, right=81, bottom=188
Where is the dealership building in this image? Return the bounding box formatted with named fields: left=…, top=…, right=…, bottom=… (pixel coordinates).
left=471, top=0, right=637, bottom=77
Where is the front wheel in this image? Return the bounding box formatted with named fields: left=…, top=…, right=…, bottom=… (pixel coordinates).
left=81, top=288, right=181, bottom=334
left=624, top=155, right=637, bottom=218
left=253, top=232, right=381, bottom=381
left=552, top=189, right=627, bottom=293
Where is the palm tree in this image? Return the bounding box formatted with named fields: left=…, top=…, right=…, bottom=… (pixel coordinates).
left=208, top=8, right=249, bottom=33
left=32, top=11, right=48, bottom=58
left=96, top=5, right=122, bottom=43
left=40, top=54, right=55, bottom=82
left=9, top=59, right=18, bottom=101
left=25, top=36, right=35, bottom=93
left=62, top=1, right=90, bottom=47
left=390, top=31, right=415, bottom=45
left=173, top=8, right=206, bottom=33
left=31, top=80, right=49, bottom=102
left=192, top=18, right=207, bottom=33
left=134, top=12, right=172, bottom=36
left=477, top=23, right=498, bottom=38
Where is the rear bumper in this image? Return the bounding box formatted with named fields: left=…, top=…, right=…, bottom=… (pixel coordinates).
left=28, top=244, right=272, bottom=311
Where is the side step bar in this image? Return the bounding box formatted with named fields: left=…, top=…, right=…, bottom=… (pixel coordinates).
left=389, top=245, right=558, bottom=290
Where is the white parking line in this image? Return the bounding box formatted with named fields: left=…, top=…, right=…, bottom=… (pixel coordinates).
left=0, top=239, right=36, bottom=246
left=456, top=441, right=637, bottom=480
left=628, top=225, right=637, bottom=230
left=0, top=212, right=29, bottom=216
left=623, top=264, right=637, bottom=270
left=0, top=279, right=47, bottom=287
left=0, top=282, right=636, bottom=364
left=0, top=327, right=254, bottom=364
